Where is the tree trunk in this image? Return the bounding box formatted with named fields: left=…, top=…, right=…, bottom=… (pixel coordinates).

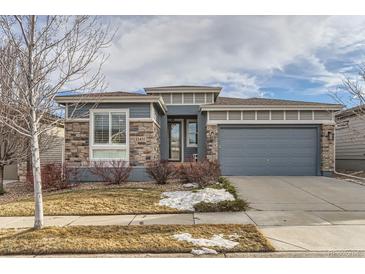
left=0, top=165, right=4, bottom=194
left=31, top=131, right=44, bottom=229
left=26, top=16, right=43, bottom=229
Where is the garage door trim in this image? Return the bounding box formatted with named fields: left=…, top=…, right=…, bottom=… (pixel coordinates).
left=218, top=124, right=321, bottom=176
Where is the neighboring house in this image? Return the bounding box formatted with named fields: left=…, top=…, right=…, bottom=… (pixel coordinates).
left=335, top=105, right=365, bottom=171
left=55, top=86, right=342, bottom=181
left=8, top=124, right=65, bottom=182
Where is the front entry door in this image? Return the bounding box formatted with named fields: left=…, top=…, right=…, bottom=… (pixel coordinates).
left=168, top=121, right=182, bottom=161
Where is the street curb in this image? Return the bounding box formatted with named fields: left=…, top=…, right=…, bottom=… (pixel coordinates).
left=2, top=250, right=365, bottom=258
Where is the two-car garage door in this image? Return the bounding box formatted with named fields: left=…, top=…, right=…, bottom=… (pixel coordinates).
left=219, top=126, right=319, bottom=176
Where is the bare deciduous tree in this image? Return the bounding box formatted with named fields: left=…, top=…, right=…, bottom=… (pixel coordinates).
left=334, top=64, right=365, bottom=114
left=0, top=15, right=112, bottom=229
left=0, top=41, right=29, bottom=194
left=330, top=65, right=365, bottom=150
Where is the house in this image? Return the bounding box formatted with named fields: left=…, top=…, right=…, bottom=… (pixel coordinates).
left=55, top=86, right=342, bottom=181
left=335, top=104, right=365, bottom=171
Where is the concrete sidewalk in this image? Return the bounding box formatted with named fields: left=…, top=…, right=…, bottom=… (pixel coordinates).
left=0, top=212, right=255, bottom=228
left=3, top=210, right=365, bottom=228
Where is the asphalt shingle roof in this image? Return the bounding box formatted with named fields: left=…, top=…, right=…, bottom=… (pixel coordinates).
left=57, top=91, right=147, bottom=97
left=209, top=96, right=342, bottom=106
left=145, top=85, right=221, bottom=90
left=336, top=104, right=365, bottom=118
left=56, top=91, right=342, bottom=108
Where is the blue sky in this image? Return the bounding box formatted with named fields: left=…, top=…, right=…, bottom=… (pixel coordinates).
left=99, top=16, right=365, bottom=106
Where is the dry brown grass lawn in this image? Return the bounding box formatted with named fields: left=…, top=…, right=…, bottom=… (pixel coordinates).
left=0, top=224, right=274, bottom=255
left=0, top=188, right=181, bottom=216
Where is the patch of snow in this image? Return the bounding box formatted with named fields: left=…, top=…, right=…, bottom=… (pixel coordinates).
left=182, top=183, right=199, bottom=188
left=159, top=188, right=235, bottom=211
left=191, top=247, right=218, bottom=255
left=137, top=189, right=144, bottom=191
left=173, top=233, right=239, bottom=249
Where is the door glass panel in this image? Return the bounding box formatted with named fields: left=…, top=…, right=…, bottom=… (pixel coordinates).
left=169, top=122, right=181, bottom=161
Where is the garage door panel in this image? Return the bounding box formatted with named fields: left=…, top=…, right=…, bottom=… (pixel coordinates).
left=219, top=127, right=318, bottom=176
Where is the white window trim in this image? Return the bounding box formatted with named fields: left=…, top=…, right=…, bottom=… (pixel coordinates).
left=186, top=119, right=198, bottom=148
left=89, top=108, right=130, bottom=162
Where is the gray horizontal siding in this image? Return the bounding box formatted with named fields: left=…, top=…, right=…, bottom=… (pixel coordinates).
left=336, top=116, right=365, bottom=160
left=68, top=103, right=151, bottom=119
left=336, top=159, right=365, bottom=171
left=153, top=103, right=162, bottom=125
left=40, top=136, right=64, bottom=164
left=166, top=105, right=200, bottom=116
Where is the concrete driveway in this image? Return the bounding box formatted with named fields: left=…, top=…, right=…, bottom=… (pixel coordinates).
left=230, top=176, right=365, bottom=211
left=229, top=176, right=365, bottom=253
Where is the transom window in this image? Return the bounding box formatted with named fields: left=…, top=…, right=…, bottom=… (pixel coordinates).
left=158, top=92, right=215, bottom=105
left=91, top=110, right=129, bottom=161
left=187, top=119, right=198, bottom=147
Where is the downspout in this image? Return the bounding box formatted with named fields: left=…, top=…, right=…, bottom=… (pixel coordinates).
left=333, top=125, right=365, bottom=182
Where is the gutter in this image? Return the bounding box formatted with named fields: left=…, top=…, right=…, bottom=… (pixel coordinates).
left=55, top=95, right=168, bottom=114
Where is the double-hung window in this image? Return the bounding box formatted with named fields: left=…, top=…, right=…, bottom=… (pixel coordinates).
left=186, top=119, right=198, bottom=147
left=91, top=109, right=129, bottom=161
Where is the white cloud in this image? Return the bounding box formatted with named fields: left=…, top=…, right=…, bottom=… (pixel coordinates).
left=100, top=16, right=365, bottom=98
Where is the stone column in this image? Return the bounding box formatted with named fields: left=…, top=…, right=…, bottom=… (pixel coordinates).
left=206, top=124, right=218, bottom=161
left=320, top=124, right=335, bottom=176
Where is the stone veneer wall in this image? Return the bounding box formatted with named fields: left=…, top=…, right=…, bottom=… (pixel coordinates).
left=129, top=121, right=160, bottom=166
left=205, top=123, right=335, bottom=175
left=63, top=120, right=160, bottom=167
left=206, top=124, right=218, bottom=161
left=64, top=121, right=90, bottom=167
left=320, top=124, right=335, bottom=174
